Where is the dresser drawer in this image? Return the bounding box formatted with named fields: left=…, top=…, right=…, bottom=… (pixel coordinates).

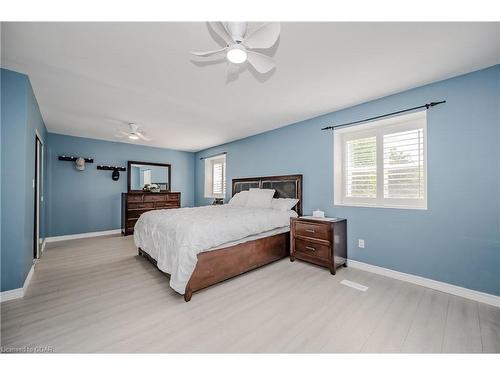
left=156, top=202, right=179, bottom=209
left=295, top=238, right=330, bottom=260
left=127, top=194, right=144, bottom=202
left=127, top=209, right=151, bottom=219
left=166, top=193, right=180, bottom=201
left=294, top=221, right=330, bottom=241
left=128, top=202, right=155, bottom=210
left=144, top=194, right=168, bottom=202
left=127, top=222, right=137, bottom=233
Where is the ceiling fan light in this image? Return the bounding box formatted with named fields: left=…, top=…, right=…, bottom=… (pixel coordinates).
left=128, top=134, right=139, bottom=140
left=226, top=45, right=247, bottom=64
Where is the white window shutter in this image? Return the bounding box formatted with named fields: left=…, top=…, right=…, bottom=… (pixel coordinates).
left=383, top=129, right=425, bottom=199
left=204, top=154, right=227, bottom=199
left=345, top=136, right=377, bottom=198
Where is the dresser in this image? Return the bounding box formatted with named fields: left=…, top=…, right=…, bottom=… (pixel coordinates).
left=290, top=217, right=347, bottom=274
left=121, top=192, right=181, bottom=235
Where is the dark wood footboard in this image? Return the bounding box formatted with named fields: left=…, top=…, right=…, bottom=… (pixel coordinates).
left=184, top=232, right=290, bottom=301
left=138, top=231, right=290, bottom=302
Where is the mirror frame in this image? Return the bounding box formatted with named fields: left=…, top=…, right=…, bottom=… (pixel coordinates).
left=127, top=160, right=172, bottom=192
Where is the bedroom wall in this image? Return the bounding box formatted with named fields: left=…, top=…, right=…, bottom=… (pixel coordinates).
left=1, top=68, right=48, bottom=292
left=45, top=134, right=195, bottom=237
left=194, top=64, right=500, bottom=296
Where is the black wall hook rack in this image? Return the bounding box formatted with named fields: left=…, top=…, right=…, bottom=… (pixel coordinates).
left=97, top=165, right=126, bottom=181
left=58, top=155, right=94, bottom=163
left=97, top=165, right=126, bottom=171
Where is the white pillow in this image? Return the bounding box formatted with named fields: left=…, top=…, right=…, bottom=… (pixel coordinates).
left=245, top=188, right=275, bottom=208
left=271, top=198, right=299, bottom=212
left=228, top=191, right=250, bottom=206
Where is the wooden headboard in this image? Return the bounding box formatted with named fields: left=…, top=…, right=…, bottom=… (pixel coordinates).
left=232, top=174, right=303, bottom=216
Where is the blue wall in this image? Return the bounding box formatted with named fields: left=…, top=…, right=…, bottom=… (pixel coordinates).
left=1, top=68, right=48, bottom=292
left=195, top=65, right=500, bottom=296
left=46, top=134, right=195, bottom=237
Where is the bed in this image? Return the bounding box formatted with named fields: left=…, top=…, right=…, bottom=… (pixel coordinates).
left=135, top=174, right=303, bottom=302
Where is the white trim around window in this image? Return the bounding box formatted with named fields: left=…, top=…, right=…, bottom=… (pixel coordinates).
left=333, top=110, right=427, bottom=210
left=204, top=154, right=226, bottom=199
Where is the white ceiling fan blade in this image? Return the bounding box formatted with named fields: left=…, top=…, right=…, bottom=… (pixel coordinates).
left=114, top=133, right=127, bottom=138
left=224, top=22, right=247, bottom=42
left=137, top=132, right=151, bottom=142
left=191, top=47, right=227, bottom=58
left=246, top=51, right=275, bottom=74
left=244, top=23, right=280, bottom=49
left=119, top=130, right=131, bottom=136
left=208, top=22, right=234, bottom=44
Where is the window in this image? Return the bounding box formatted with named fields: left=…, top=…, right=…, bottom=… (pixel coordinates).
left=334, top=111, right=427, bottom=209
left=143, top=169, right=152, bottom=186
left=204, top=154, right=226, bottom=198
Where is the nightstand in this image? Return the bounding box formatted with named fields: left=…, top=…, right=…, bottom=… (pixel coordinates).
left=290, top=216, right=347, bottom=274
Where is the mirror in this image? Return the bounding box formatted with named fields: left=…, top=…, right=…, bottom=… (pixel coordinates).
left=127, top=161, right=171, bottom=192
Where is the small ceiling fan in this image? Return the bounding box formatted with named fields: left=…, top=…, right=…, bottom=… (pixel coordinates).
left=191, top=22, right=280, bottom=74
left=115, top=123, right=151, bottom=141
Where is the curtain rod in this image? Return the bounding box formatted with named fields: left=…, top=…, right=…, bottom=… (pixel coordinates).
left=321, top=101, right=446, bottom=131
left=199, top=152, right=227, bottom=160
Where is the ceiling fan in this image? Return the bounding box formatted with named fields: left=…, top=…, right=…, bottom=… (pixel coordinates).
left=191, top=22, right=280, bottom=74
left=115, top=123, right=151, bottom=141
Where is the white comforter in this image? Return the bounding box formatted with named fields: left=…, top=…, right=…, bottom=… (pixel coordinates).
left=134, top=205, right=297, bottom=294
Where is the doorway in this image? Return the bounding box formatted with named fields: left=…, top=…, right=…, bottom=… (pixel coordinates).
left=34, top=133, right=43, bottom=259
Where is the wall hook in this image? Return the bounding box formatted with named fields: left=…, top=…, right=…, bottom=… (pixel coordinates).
left=97, top=165, right=127, bottom=181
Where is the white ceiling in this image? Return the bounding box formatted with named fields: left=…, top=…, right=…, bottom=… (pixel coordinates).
left=2, top=22, right=499, bottom=152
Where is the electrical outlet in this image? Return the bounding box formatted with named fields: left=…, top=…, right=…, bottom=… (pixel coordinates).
left=358, top=239, right=365, bottom=248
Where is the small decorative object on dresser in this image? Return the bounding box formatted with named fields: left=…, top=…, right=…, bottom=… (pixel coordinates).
left=290, top=216, right=347, bottom=274
left=143, top=183, right=160, bottom=193
left=121, top=192, right=181, bottom=235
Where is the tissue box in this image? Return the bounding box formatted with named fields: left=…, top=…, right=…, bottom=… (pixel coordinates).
left=312, top=210, right=325, bottom=218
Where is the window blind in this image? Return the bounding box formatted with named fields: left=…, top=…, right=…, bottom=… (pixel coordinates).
left=212, top=159, right=225, bottom=196
left=383, top=129, right=424, bottom=199
left=345, top=136, right=377, bottom=198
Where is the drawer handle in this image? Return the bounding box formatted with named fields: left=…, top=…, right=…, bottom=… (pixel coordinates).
left=305, top=229, right=315, bottom=233
left=305, top=246, right=316, bottom=252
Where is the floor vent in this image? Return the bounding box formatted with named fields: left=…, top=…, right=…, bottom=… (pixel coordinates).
left=340, top=279, right=369, bottom=292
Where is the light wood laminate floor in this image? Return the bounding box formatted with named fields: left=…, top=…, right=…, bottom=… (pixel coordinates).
left=1, top=235, right=499, bottom=353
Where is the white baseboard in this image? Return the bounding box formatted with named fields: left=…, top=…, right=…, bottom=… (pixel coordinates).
left=0, top=264, right=35, bottom=303
left=347, top=259, right=500, bottom=308
left=0, top=288, right=24, bottom=302
left=45, top=229, right=121, bottom=243
left=40, top=238, right=47, bottom=253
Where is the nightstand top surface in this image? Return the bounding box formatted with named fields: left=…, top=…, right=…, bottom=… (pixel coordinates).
left=296, top=216, right=345, bottom=223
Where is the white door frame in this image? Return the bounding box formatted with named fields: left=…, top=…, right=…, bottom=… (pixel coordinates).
left=34, top=129, right=44, bottom=260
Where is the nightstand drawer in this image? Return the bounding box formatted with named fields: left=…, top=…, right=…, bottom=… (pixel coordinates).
left=295, top=238, right=330, bottom=260
left=294, top=221, right=330, bottom=241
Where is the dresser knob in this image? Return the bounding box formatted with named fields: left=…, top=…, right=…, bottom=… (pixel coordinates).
left=306, top=229, right=315, bottom=233
left=305, top=246, right=316, bottom=252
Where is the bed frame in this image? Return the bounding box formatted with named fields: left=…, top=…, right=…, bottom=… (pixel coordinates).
left=138, top=174, right=303, bottom=302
